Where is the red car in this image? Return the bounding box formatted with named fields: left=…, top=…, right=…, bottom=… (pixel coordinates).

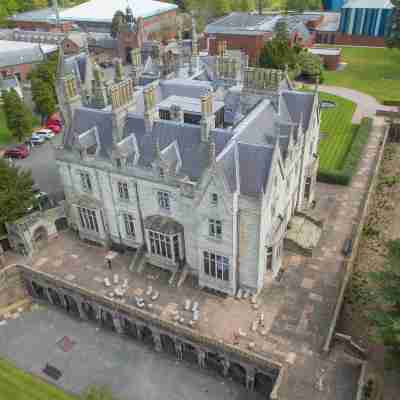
left=47, top=124, right=61, bottom=134
left=4, top=145, right=29, bottom=159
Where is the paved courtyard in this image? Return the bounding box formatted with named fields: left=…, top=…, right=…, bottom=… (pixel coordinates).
left=0, top=307, right=261, bottom=400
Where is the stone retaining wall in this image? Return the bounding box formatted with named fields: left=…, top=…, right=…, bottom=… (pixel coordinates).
left=0, top=265, right=27, bottom=310
left=19, top=264, right=282, bottom=399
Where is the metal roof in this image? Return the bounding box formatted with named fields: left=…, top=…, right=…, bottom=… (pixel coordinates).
left=59, top=0, right=178, bottom=24
left=158, top=95, right=224, bottom=115
left=342, top=0, right=393, bottom=8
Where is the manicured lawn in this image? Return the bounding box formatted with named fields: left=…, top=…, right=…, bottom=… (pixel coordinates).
left=0, top=358, right=76, bottom=400
left=318, top=92, right=357, bottom=172
left=323, top=46, right=400, bottom=104
left=0, top=107, right=12, bottom=147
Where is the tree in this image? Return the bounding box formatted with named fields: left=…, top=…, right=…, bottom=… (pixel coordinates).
left=386, top=0, right=400, bottom=49
left=0, top=159, right=35, bottom=228
left=238, top=0, right=254, bottom=12
left=81, top=385, right=119, bottom=400
left=213, top=0, right=231, bottom=17
left=285, top=0, right=322, bottom=12
left=110, top=10, right=125, bottom=39
left=369, top=239, right=400, bottom=367
left=298, top=51, right=323, bottom=82
left=2, top=89, right=33, bottom=142
left=29, top=53, right=58, bottom=121
left=30, top=78, right=56, bottom=122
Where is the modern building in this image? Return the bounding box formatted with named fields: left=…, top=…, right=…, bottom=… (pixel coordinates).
left=0, top=40, right=58, bottom=81
left=324, top=0, right=345, bottom=11
left=338, top=0, right=394, bottom=44
left=58, top=0, right=178, bottom=33
left=8, top=7, right=73, bottom=32
left=204, top=12, right=314, bottom=64
left=55, top=26, right=320, bottom=296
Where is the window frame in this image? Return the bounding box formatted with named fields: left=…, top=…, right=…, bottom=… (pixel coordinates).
left=209, top=218, right=222, bottom=239
left=157, top=190, right=170, bottom=211
left=78, top=207, right=99, bottom=233
left=203, top=251, right=229, bottom=281
left=118, top=181, right=130, bottom=202
left=123, top=213, right=135, bottom=239
left=80, top=171, right=92, bottom=192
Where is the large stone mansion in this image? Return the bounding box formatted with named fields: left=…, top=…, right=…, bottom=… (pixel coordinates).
left=56, top=27, right=320, bottom=296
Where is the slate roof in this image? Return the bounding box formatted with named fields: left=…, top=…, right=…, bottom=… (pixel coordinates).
left=205, top=12, right=311, bottom=41
left=63, top=64, right=316, bottom=198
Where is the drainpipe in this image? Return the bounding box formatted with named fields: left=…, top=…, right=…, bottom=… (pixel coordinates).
left=133, top=181, right=146, bottom=250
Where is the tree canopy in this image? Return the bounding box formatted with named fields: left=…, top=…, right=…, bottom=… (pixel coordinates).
left=29, top=52, right=58, bottom=121
left=81, top=385, right=120, bottom=400
left=386, top=0, right=400, bottom=49
left=1, top=88, right=33, bottom=142
left=110, top=10, right=125, bottom=39
left=368, top=239, right=400, bottom=367
left=0, top=159, right=35, bottom=227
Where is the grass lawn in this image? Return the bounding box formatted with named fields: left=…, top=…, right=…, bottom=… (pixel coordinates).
left=0, top=357, right=76, bottom=400
left=0, top=107, right=12, bottom=147
left=318, top=92, right=357, bottom=172
left=323, top=46, right=400, bottom=104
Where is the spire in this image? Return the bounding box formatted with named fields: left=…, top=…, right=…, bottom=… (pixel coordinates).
left=92, top=62, right=108, bottom=109
left=115, top=58, right=124, bottom=83
left=57, top=41, right=66, bottom=78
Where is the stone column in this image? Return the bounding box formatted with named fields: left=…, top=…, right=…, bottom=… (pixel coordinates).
left=222, top=358, right=230, bottom=377
left=175, top=340, right=183, bottom=361
left=74, top=296, right=87, bottom=320
left=197, top=349, right=206, bottom=369
left=246, top=368, right=255, bottom=391
left=113, top=314, right=123, bottom=334
left=45, top=287, right=54, bottom=305
left=136, top=324, right=144, bottom=341
left=152, top=331, right=162, bottom=352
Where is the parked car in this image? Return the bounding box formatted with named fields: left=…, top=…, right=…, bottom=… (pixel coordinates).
left=35, top=129, right=55, bottom=140
left=47, top=124, right=61, bottom=134
left=4, top=144, right=29, bottom=159
left=30, top=134, right=45, bottom=146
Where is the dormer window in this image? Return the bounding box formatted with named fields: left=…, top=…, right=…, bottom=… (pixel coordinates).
left=159, top=167, right=165, bottom=179
left=211, top=193, right=218, bottom=206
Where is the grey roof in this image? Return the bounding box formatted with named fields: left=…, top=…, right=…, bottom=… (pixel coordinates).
left=9, top=7, right=58, bottom=23
left=0, top=40, right=57, bottom=68
left=65, top=107, right=113, bottom=159
left=342, top=0, right=393, bottom=9
left=144, top=215, right=183, bottom=234
left=158, top=95, right=224, bottom=115
left=87, top=32, right=117, bottom=49
left=281, top=90, right=316, bottom=130
left=205, top=12, right=311, bottom=40
left=160, top=79, right=213, bottom=99
left=237, top=142, right=274, bottom=197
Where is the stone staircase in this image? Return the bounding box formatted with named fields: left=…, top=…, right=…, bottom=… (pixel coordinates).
left=285, top=214, right=323, bottom=256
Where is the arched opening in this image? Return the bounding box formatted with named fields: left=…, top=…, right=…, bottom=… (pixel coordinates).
left=55, top=217, right=68, bottom=232
left=126, top=46, right=133, bottom=64
left=64, top=294, right=80, bottom=317
left=122, top=318, right=138, bottom=339
left=254, top=372, right=274, bottom=396
left=32, top=226, right=48, bottom=249
left=31, top=281, right=46, bottom=299
left=141, top=326, right=154, bottom=346
left=100, top=309, right=115, bottom=331
left=48, top=288, right=62, bottom=307
left=228, top=362, right=246, bottom=387
left=82, top=302, right=97, bottom=322
left=160, top=334, right=175, bottom=355
left=182, top=343, right=197, bottom=364
left=205, top=352, right=224, bottom=376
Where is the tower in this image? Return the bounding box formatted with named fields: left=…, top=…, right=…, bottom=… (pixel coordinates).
left=91, top=63, right=108, bottom=109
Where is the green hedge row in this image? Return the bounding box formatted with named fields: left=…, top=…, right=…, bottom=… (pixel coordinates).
left=383, top=100, right=400, bottom=106
left=317, top=117, right=373, bottom=186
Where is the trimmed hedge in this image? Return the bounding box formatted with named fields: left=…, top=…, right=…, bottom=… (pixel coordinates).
left=317, top=117, right=373, bottom=186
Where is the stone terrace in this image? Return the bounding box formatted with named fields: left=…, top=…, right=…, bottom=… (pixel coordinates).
left=14, top=117, right=388, bottom=399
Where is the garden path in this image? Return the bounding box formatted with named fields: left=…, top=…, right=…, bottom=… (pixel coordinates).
left=318, top=85, right=397, bottom=123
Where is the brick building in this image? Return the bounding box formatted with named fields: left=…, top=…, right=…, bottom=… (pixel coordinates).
left=204, top=13, right=314, bottom=65
left=0, top=40, right=58, bottom=81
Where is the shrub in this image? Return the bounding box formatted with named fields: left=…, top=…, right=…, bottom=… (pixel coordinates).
left=317, top=117, right=373, bottom=185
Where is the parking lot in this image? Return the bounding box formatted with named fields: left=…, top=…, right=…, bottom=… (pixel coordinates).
left=0, top=307, right=261, bottom=400
left=15, top=139, right=63, bottom=196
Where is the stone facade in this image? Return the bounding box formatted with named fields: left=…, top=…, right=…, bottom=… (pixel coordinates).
left=56, top=38, right=320, bottom=296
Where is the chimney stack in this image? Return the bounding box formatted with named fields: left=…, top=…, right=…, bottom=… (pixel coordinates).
left=200, top=92, right=215, bottom=142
